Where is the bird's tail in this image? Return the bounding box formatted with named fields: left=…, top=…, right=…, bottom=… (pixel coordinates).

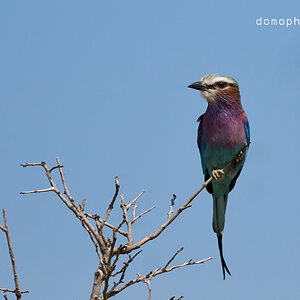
left=217, top=233, right=231, bottom=280
left=213, top=193, right=231, bottom=279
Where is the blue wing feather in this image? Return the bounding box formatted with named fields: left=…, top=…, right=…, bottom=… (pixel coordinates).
left=245, top=119, right=250, bottom=144
left=197, top=114, right=206, bottom=174
left=197, top=114, right=213, bottom=194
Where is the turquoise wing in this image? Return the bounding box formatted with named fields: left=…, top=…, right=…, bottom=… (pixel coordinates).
left=197, top=114, right=213, bottom=194
left=245, top=119, right=250, bottom=144
left=197, top=114, right=206, bottom=174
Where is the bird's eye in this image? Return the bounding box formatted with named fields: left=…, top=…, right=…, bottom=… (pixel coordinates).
left=216, top=81, right=228, bottom=88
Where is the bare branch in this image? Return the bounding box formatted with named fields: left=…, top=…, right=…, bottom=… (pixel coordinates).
left=109, top=250, right=142, bottom=294
left=21, top=147, right=250, bottom=299
left=56, top=157, right=78, bottom=208
left=135, top=150, right=247, bottom=254
left=90, top=265, right=104, bottom=300
left=80, top=198, right=86, bottom=211
left=0, top=288, right=29, bottom=294
left=81, top=221, right=101, bottom=261
left=127, top=191, right=145, bottom=210
left=131, top=206, right=156, bottom=224
left=163, top=247, right=184, bottom=270
left=85, top=213, right=128, bottom=237
left=0, top=210, right=28, bottom=299
left=161, top=256, right=213, bottom=273
left=112, top=250, right=142, bottom=278
left=20, top=187, right=55, bottom=194
left=101, top=177, right=120, bottom=230
left=49, top=164, right=63, bottom=173
left=120, top=195, right=133, bottom=246
left=21, top=158, right=215, bottom=299
left=102, top=228, right=120, bottom=299
left=0, top=288, right=28, bottom=294
left=20, top=159, right=106, bottom=254
left=145, top=279, right=151, bottom=300
left=168, top=203, right=174, bottom=219
left=120, top=176, right=212, bottom=254
left=138, top=271, right=153, bottom=300
left=21, top=162, right=45, bottom=167
left=107, top=249, right=213, bottom=298
left=132, top=202, right=137, bottom=220
left=119, top=143, right=252, bottom=255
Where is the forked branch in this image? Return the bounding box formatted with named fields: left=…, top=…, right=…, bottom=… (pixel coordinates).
left=20, top=149, right=252, bottom=299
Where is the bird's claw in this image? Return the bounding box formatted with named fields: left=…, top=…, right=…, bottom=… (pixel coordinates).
left=212, top=169, right=224, bottom=181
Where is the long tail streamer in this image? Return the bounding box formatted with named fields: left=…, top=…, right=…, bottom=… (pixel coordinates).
left=217, top=233, right=231, bottom=280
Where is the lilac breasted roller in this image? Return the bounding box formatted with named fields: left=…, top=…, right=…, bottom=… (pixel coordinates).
left=188, top=74, right=250, bottom=279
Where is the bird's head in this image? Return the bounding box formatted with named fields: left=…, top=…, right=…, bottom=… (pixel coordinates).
left=188, top=74, right=240, bottom=106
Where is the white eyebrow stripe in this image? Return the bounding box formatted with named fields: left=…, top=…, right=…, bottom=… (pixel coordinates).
left=201, top=75, right=237, bottom=86
left=211, top=77, right=235, bottom=85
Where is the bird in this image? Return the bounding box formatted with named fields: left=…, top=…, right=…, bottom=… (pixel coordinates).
left=188, top=74, right=250, bottom=279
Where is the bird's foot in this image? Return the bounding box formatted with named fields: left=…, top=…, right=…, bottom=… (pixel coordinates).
left=212, top=169, right=224, bottom=181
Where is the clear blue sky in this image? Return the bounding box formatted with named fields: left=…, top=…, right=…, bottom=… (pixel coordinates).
left=1, top=1, right=300, bottom=299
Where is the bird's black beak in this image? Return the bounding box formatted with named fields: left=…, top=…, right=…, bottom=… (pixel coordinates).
left=188, top=81, right=207, bottom=91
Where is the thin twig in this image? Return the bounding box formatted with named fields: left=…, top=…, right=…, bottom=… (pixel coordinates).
left=0, top=210, right=28, bottom=299
left=163, top=247, right=184, bottom=270
left=127, top=191, right=145, bottom=210
left=109, top=250, right=142, bottom=295
left=131, top=206, right=156, bottom=224
left=56, top=157, right=77, bottom=208
left=107, top=251, right=213, bottom=298
left=80, top=198, right=86, bottom=211
left=100, top=177, right=120, bottom=230
left=21, top=162, right=44, bottom=167
left=20, top=187, right=55, bottom=194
